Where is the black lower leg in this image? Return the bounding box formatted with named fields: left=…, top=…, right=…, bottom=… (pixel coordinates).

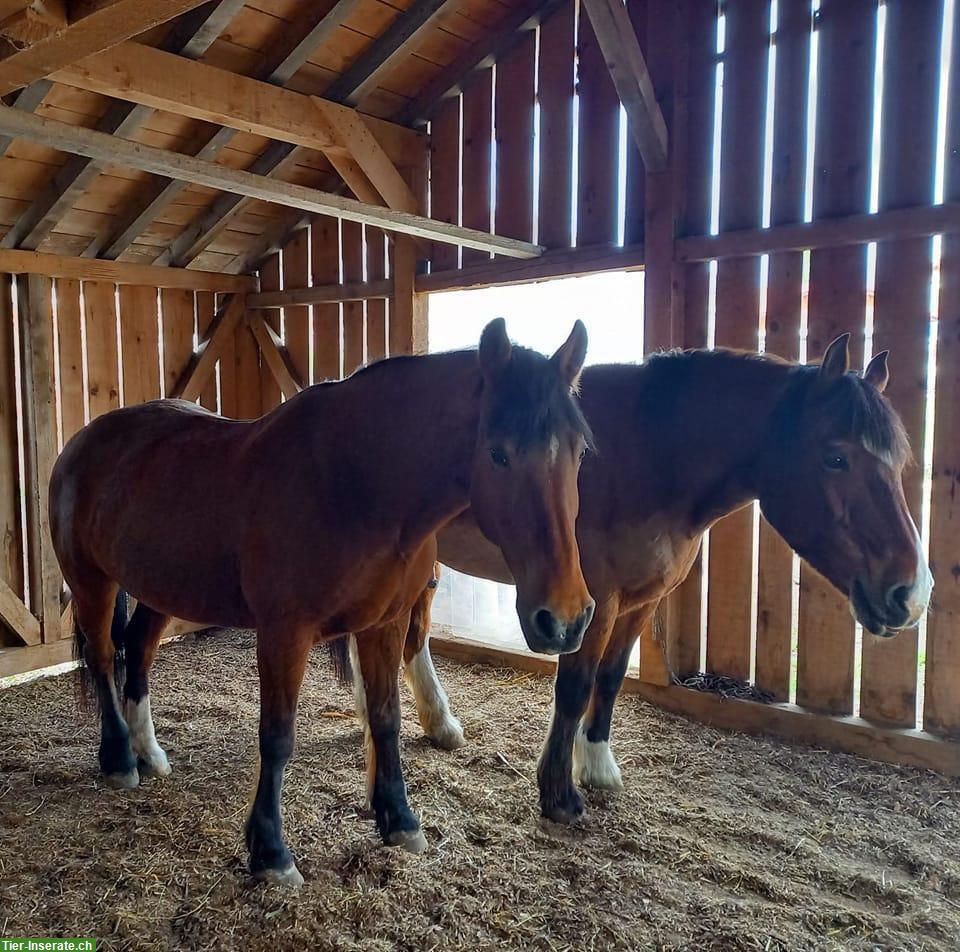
left=538, top=659, right=595, bottom=821
left=91, top=664, right=136, bottom=778
left=246, top=718, right=295, bottom=875
left=370, top=721, right=419, bottom=842
left=585, top=640, right=635, bottom=744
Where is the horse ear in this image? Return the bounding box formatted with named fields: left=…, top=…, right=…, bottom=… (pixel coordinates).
left=478, top=317, right=512, bottom=380
left=864, top=350, right=890, bottom=393
left=551, top=320, right=588, bottom=391
left=818, top=333, right=851, bottom=382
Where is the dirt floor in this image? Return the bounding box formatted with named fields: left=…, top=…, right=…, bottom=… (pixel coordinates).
left=1, top=629, right=959, bottom=951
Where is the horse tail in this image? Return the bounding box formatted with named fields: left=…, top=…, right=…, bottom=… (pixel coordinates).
left=327, top=635, right=354, bottom=685
left=73, top=589, right=129, bottom=711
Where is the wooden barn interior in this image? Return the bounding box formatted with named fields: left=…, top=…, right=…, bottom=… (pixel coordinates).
left=0, top=0, right=959, bottom=943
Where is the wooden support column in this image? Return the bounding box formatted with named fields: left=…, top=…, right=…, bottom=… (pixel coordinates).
left=17, top=273, right=62, bottom=642
left=390, top=237, right=428, bottom=356
left=638, top=0, right=690, bottom=684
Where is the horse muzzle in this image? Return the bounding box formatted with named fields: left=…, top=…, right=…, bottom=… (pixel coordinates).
left=520, top=600, right=595, bottom=655
left=850, top=575, right=931, bottom=639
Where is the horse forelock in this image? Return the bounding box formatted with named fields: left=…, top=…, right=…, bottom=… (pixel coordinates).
left=482, top=345, right=594, bottom=451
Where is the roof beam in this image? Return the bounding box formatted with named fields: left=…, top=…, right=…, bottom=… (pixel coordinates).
left=0, top=0, right=214, bottom=96
left=580, top=0, right=667, bottom=172
left=51, top=41, right=421, bottom=165
left=2, top=0, right=244, bottom=251
left=396, top=0, right=563, bottom=126
left=0, top=103, right=542, bottom=257
left=161, top=0, right=448, bottom=268
left=86, top=0, right=362, bottom=261
left=322, top=0, right=453, bottom=107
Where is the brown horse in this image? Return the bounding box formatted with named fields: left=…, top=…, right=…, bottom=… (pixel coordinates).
left=50, top=318, right=595, bottom=887
left=392, top=335, right=933, bottom=821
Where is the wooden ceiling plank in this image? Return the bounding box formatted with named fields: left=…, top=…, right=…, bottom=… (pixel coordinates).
left=2, top=0, right=245, bottom=252
left=0, top=0, right=215, bottom=96
left=86, top=0, right=367, bottom=260
left=0, top=102, right=542, bottom=256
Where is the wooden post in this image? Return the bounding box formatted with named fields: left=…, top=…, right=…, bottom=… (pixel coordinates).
left=17, top=273, right=63, bottom=642
left=390, top=236, right=428, bottom=356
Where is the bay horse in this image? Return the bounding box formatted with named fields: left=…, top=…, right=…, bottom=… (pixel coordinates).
left=385, top=335, right=934, bottom=821
left=50, top=318, right=595, bottom=887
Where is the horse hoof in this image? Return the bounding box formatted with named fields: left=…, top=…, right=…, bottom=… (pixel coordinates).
left=103, top=767, right=140, bottom=789
left=137, top=749, right=171, bottom=778
left=256, top=864, right=304, bottom=889
left=428, top=718, right=466, bottom=751
left=542, top=804, right=587, bottom=826
left=386, top=828, right=428, bottom=853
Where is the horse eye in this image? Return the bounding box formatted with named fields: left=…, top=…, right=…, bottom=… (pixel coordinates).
left=823, top=453, right=849, bottom=472
left=490, top=447, right=509, bottom=468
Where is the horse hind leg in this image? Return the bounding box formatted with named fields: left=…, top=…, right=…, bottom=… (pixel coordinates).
left=403, top=572, right=465, bottom=751
left=73, top=582, right=139, bottom=788
left=122, top=602, right=172, bottom=778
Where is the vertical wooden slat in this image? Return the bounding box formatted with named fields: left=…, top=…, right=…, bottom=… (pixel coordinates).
left=668, top=0, right=717, bottom=678
left=797, top=0, right=874, bottom=714
left=0, top=275, right=24, bottom=620
left=258, top=254, right=282, bottom=411
left=705, top=0, right=766, bottom=683
left=282, top=229, right=310, bottom=387
left=18, top=274, right=61, bottom=641
left=461, top=71, right=493, bottom=265
left=538, top=0, right=575, bottom=249
left=195, top=290, right=218, bottom=411
left=312, top=218, right=341, bottom=381
left=623, top=0, right=647, bottom=248
left=82, top=280, right=119, bottom=421
left=430, top=96, right=461, bottom=271
left=161, top=288, right=195, bottom=401
left=861, top=0, right=940, bottom=727
left=54, top=278, right=84, bottom=445
left=496, top=32, right=536, bottom=244
left=366, top=227, right=387, bottom=362
left=925, top=0, right=960, bottom=737
left=341, top=220, right=365, bottom=376
left=119, top=285, right=160, bottom=407
left=576, top=4, right=620, bottom=247
left=755, top=0, right=811, bottom=701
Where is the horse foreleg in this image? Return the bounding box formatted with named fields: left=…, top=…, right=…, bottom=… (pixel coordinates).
left=353, top=616, right=426, bottom=853
left=75, top=583, right=138, bottom=788
left=246, top=625, right=312, bottom=888
left=403, top=568, right=465, bottom=750
left=575, top=605, right=654, bottom=792
left=122, top=603, right=172, bottom=778
left=537, top=596, right=618, bottom=824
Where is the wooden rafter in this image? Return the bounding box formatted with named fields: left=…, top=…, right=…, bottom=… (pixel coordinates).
left=160, top=0, right=446, bottom=268
left=51, top=42, right=421, bottom=165
left=0, top=0, right=213, bottom=96
left=396, top=0, right=564, bottom=126
left=0, top=247, right=255, bottom=290
left=86, top=0, right=363, bottom=261
left=2, top=0, right=245, bottom=252
left=322, top=0, right=454, bottom=108
left=0, top=106, right=542, bottom=256
left=580, top=0, right=668, bottom=171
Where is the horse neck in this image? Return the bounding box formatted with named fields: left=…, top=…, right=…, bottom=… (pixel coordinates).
left=587, top=352, right=794, bottom=535
left=334, top=349, right=482, bottom=536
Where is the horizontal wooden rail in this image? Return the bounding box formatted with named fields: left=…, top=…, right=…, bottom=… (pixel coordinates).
left=0, top=248, right=256, bottom=291
left=248, top=278, right=393, bottom=309
left=429, top=633, right=960, bottom=777
left=676, top=201, right=960, bottom=262
left=0, top=105, right=542, bottom=260
left=417, top=243, right=645, bottom=293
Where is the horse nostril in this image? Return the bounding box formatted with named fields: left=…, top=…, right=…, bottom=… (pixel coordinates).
left=888, top=584, right=912, bottom=614
left=535, top=609, right=560, bottom=642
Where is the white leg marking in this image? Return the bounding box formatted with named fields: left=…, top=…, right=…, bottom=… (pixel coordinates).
left=349, top=635, right=374, bottom=806
left=572, top=727, right=623, bottom=791
left=404, top=643, right=465, bottom=750
left=123, top=696, right=171, bottom=777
